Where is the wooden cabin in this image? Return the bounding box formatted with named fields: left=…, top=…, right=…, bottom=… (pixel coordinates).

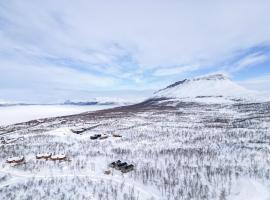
left=109, top=160, right=121, bottom=168
left=6, top=156, right=25, bottom=164
left=71, top=127, right=85, bottom=134
left=121, top=164, right=134, bottom=173
left=112, top=134, right=122, bottom=137
left=90, top=134, right=101, bottom=140
left=36, top=153, right=52, bottom=160
left=99, top=134, right=109, bottom=140
left=115, top=162, right=128, bottom=170
left=50, top=154, right=67, bottom=161
left=109, top=160, right=134, bottom=173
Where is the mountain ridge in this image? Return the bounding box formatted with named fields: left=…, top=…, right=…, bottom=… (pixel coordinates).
left=153, top=74, right=264, bottom=102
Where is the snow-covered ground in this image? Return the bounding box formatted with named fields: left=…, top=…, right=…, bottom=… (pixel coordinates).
left=0, top=105, right=115, bottom=126
left=0, top=98, right=269, bottom=200
left=228, top=178, right=270, bottom=200
left=1, top=75, right=270, bottom=200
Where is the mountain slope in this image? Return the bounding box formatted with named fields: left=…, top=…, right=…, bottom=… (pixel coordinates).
left=154, top=74, right=255, bottom=100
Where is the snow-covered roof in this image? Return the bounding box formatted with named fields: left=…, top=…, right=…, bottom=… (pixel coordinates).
left=7, top=156, right=24, bottom=162
left=51, top=154, right=66, bottom=159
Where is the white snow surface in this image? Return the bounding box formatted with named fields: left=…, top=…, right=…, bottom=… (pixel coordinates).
left=0, top=98, right=270, bottom=199
left=228, top=178, right=270, bottom=200
left=0, top=105, right=115, bottom=126
left=154, top=74, right=268, bottom=102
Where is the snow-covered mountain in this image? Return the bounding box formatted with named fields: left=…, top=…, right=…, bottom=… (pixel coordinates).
left=63, top=97, right=136, bottom=106
left=154, top=74, right=265, bottom=102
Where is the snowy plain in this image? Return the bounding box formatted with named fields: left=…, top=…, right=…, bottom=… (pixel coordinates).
left=0, top=105, right=115, bottom=126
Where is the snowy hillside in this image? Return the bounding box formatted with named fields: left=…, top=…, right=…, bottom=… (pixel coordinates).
left=154, top=74, right=263, bottom=102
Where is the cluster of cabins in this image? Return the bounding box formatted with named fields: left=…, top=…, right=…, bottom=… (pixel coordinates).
left=36, top=153, right=68, bottom=161
left=109, top=160, right=134, bottom=173
left=6, top=154, right=69, bottom=164
left=70, top=126, right=122, bottom=140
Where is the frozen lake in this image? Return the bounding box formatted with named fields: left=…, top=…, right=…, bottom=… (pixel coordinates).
left=0, top=105, right=115, bottom=126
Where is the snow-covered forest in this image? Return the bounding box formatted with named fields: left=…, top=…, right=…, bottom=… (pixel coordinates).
left=1, top=95, right=270, bottom=199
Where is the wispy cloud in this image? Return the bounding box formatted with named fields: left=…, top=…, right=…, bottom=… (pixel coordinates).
left=231, top=53, right=269, bottom=72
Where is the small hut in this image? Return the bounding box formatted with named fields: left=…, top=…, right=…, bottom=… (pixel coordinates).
left=6, top=156, right=25, bottom=164
left=71, top=127, right=85, bottom=134
left=121, top=164, right=134, bottom=173
left=36, top=153, right=52, bottom=160
left=90, top=134, right=101, bottom=140
left=50, top=154, right=68, bottom=161
left=112, top=134, right=122, bottom=138
left=100, top=134, right=109, bottom=140
left=109, top=160, right=121, bottom=168
left=115, top=162, right=128, bottom=170
left=109, top=160, right=134, bottom=173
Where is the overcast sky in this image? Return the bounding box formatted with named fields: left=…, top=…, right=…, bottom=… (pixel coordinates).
left=0, top=0, right=270, bottom=103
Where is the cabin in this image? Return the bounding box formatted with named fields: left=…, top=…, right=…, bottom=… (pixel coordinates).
left=109, top=160, right=134, bottom=173
left=71, top=127, right=86, bottom=134
left=36, top=153, right=52, bottom=160
left=109, top=160, right=121, bottom=168
left=99, top=134, right=109, bottom=140
left=90, top=134, right=101, bottom=140
left=115, top=162, right=127, bottom=170
left=50, top=154, right=67, bottom=161
left=112, top=134, right=122, bottom=137
left=121, top=164, right=134, bottom=173
left=104, top=170, right=111, bottom=175
left=6, top=156, right=25, bottom=164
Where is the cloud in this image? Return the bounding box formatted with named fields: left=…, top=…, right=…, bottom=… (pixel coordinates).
left=153, top=65, right=199, bottom=76
left=0, top=0, right=270, bottom=101
left=1, top=0, right=270, bottom=67
left=0, top=58, right=117, bottom=90
left=231, top=53, right=269, bottom=72
left=239, top=75, right=270, bottom=93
